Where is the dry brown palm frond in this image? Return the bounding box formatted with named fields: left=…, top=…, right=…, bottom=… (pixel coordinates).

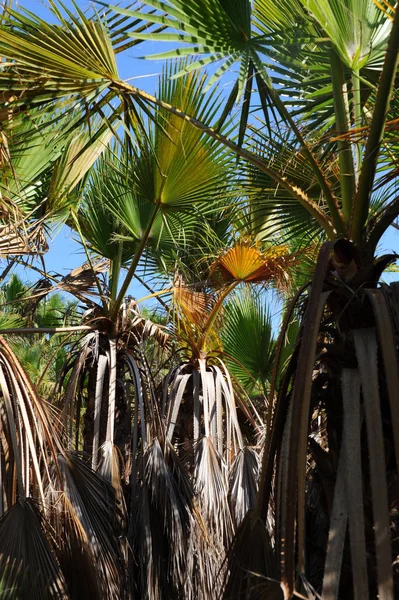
left=57, top=260, right=109, bottom=295
left=229, top=447, right=260, bottom=527
left=172, top=275, right=216, bottom=329
left=0, top=220, right=47, bottom=257
left=161, top=356, right=264, bottom=597
left=167, top=276, right=224, bottom=357
left=23, top=259, right=110, bottom=309
left=0, top=334, right=61, bottom=510
left=0, top=334, right=127, bottom=597
left=129, top=437, right=196, bottom=600
left=120, top=298, right=170, bottom=348
left=49, top=493, right=103, bottom=600
left=164, top=360, right=256, bottom=464
left=56, top=451, right=128, bottom=600
left=97, top=440, right=127, bottom=526
left=60, top=309, right=168, bottom=469
left=223, top=510, right=281, bottom=600
left=194, top=435, right=234, bottom=545
left=0, top=259, right=109, bottom=316
left=0, top=331, right=130, bottom=597
left=0, top=499, right=69, bottom=600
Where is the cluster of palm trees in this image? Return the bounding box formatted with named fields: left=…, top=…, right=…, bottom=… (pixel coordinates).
left=0, top=0, right=399, bottom=598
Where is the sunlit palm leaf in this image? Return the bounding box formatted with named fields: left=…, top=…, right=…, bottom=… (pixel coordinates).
left=0, top=0, right=153, bottom=148
left=0, top=3, right=117, bottom=112
left=210, top=242, right=295, bottom=288
left=45, top=124, right=115, bottom=225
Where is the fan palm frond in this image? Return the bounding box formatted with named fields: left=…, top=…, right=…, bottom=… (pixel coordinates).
left=210, top=242, right=296, bottom=289
left=221, top=290, right=275, bottom=394
left=0, top=499, right=68, bottom=600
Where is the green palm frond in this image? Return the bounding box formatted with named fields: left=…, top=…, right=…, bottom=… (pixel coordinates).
left=221, top=289, right=275, bottom=394
left=254, top=0, right=392, bottom=128
left=0, top=110, right=114, bottom=249
left=241, top=130, right=338, bottom=242
left=77, top=149, right=139, bottom=264
left=34, top=294, right=79, bottom=329
left=0, top=116, right=63, bottom=214
left=301, top=0, right=391, bottom=70
left=148, top=60, right=234, bottom=212
left=109, top=0, right=283, bottom=144
left=44, top=124, right=115, bottom=226
left=0, top=2, right=117, bottom=112
left=0, top=272, right=27, bottom=304
left=0, top=311, right=24, bottom=331
left=111, top=0, right=254, bottom=92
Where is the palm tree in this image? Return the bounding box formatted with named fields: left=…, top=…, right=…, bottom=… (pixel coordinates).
left=2, top=0, right=399, bottom=598
left=114, top=1, right=399, bottom=598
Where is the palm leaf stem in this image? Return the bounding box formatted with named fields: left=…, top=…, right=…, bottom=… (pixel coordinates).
left=353, top=69, right=363, bottom=176
left=109, top=242, right=123, bottom=303
left=112, top=80, right=337, bottom=239
left=281, top=242, right=333, bottom=593
left=0, top=260, right=16, bottom=284
left=135, top=286, right=173, bottom=304
left=135, top=280, right=212, bottom=306
left=351, top=4, right=399, bottom=242
left=256, top=282, right=310, bottom=521
left=197, top=281, right=238, bottom=353
left=106, top=337, right=117, bottom=443
left=110, top=205, right=159, bottom=321
left=330, top=49, right=355, bottom=223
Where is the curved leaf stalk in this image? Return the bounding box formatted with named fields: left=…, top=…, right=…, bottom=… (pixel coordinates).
left=106, top=337, right=117, bottom=443
left=0, top=334, right=65, bottom=508
left=256, top=282, right=310, bottom=520
left=0, top=338, right=128, bottom=598
left=135, top=286, right=174, bottom=305
left=109, top=242, right=123, bottom=304
left=164, top=357, right=260, bottom=590
left=352, top=69, right=363, bottom=176
left=197, top=281, right=239, bottom=353
left=354, top=328, right=393, bottom=599
left=330, top=49, right=356, bottom=224
left=110, top=205, right=159, bottom=322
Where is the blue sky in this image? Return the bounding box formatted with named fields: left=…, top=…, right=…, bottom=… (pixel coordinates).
left=13, top=0, right=399, bottom=295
